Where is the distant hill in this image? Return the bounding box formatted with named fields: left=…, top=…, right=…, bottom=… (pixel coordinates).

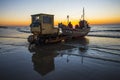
left=0, top=26, right=8, bottom=28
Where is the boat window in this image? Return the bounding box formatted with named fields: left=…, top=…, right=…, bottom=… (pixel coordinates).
left=35, top=16, right=39, bottom=20
left=30, top=20, right=40, bottom=27
left=43, top=16, right=52, bottom=24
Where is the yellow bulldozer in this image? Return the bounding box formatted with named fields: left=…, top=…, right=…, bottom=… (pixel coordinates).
left=28, top=13, right=64, bottom=44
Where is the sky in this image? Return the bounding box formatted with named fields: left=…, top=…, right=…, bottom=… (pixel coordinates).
left=0, top=0, right=120, bottom=26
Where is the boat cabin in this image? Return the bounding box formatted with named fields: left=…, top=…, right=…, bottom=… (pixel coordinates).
left=30, top=13, right=58, bottom=35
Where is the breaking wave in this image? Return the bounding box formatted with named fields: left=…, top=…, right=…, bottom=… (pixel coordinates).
left=90, top=30, right=120, bottom=32
left=87, top=34, right=120, bottom=38
left=0, top=36, right=27, bottom=39
left=17, top=27, right=31, bottom=33
left=88, top=25, right=120, bottom=38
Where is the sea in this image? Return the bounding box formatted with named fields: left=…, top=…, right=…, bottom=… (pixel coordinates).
left=0, top=24, right=120, bottom=80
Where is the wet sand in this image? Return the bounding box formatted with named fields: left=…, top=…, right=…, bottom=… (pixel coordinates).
left=0, top=27, right=120, bottom=80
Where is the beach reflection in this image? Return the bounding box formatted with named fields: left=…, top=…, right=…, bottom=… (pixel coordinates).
left=28, top=44, right=59, bottom=76
left=32, top=52, right=56, bottom=76
left=28, top=38, right=89, bottom=76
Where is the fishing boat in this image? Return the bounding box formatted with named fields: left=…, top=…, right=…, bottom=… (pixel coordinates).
left=58, top=8, right=90, bottom=38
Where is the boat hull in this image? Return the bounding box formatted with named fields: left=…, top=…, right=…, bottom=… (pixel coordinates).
left=61, top=27, right=90, bottom=38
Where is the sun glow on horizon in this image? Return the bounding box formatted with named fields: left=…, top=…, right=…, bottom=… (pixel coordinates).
left=0, top=0, right=120, bottom=27
left=0, top=18, right=120, bottom=27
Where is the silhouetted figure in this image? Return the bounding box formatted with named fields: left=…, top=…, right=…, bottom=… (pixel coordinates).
left=75, top=24, right=79, bottom=29
left=68, top=22, right=73, bottom=28
left=79, top=20, right=84, bottom=29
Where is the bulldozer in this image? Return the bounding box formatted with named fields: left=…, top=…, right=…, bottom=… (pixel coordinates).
left=28, top=13, right=63, bottom=44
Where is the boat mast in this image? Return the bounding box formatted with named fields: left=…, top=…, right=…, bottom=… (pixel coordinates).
left=67, top=15, right=69, bottom=24
left=83, top=7, right=85, bottom=20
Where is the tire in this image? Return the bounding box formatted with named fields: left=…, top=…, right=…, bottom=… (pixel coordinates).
left=28, top=35, right=35, bottom=43
left=35, top=37, right=45, bottom=45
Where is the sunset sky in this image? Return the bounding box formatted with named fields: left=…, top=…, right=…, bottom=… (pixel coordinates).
left=0, top=0, right=120, bottom=26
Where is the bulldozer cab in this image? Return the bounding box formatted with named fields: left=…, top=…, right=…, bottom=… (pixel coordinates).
left=30, top=13, right=58, bottom=35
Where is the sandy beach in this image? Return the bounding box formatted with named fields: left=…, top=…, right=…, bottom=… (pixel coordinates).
left=0, top=26, right=120, bottom=80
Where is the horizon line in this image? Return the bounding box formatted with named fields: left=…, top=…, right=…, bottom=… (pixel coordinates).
left=0, top=23, right=120, bottom=27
